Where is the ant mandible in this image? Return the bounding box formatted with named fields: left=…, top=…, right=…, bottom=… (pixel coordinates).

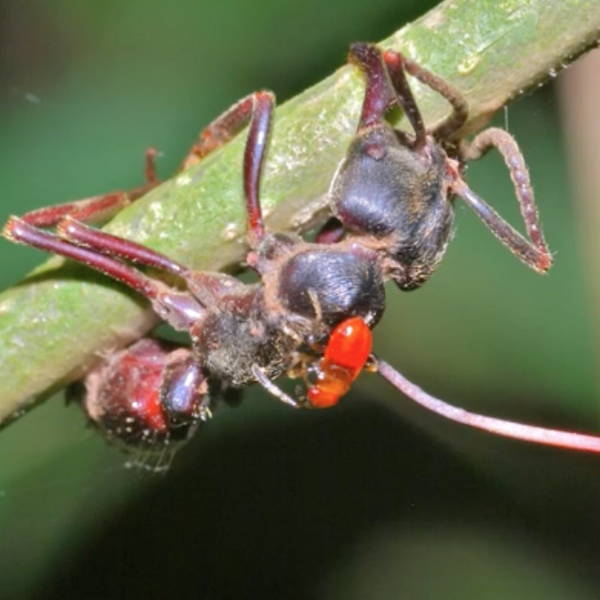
left=4, top=43, right=600, bottom=458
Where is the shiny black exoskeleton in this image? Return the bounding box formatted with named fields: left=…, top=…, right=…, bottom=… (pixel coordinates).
left=330, top=126, right=453, bottom=290
left=256, top=232, right=385, bottom=328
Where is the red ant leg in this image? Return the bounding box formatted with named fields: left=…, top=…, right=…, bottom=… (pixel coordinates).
left=181, top=92, right=272, bottom=169
left=376, top=358, right=600, bottom=453
left=400, top=56, right=469, bottom=141
left=57, top=217, right=189, bottom=277
left=23, top=89, right=277, bottom=232
left=21, top=148, right=160, bottom=228
left=180, top=95, right=257, bottom=169
left=243, top=91, right=274, bottom=247
left=56, top=219, right=240, bottom=322
left=3, top=218, right=204, bottom=331
left=66, top=91, right=274, bottom=252
left=348, top=43, right=395, bottom=129
left=381, top=50, right=427, bottom=150
left=23, top=89, right=278, bottom=231
left=5, top=218, right=159, bottom=295
left=452, top=128, right=552, bottom=273
left=22, top=192, right=132, bottom=228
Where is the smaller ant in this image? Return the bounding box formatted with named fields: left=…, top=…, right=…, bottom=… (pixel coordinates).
left=4, top=43, right=600, bottom=461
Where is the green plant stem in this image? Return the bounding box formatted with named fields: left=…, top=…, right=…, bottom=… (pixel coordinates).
left=1, top=0, right=599, bottom=426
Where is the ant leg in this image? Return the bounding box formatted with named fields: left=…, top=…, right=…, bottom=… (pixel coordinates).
left=21, top=148, right=160, bottom=228
left=453, top=128, right=552, bottom=272
left=381, top=50, right=427, bottom=150
left=23, top=90, right=275, bottom=231
left=181, top=95, right=258, bottom=169
left=401, top=55, right=469, bottom=141
left=376, top=358, right=600, bottom=453
left=251, top=364, right=299, bottom=408
left=23, top=89, right=278, bottom=231
left=3, top=218, right=204, bottom=330
left=57, top=217, right=189, bottom=277
left=243, top=91, right=274, bottom=247
left=182, top=90, right=275, bottom=248
left=181, top=91, right=274, bottom=169
left=348, top=43, right=395, bottom=129
left=20, top=91, right=275, bottom=231
left=315, top=217, right=346, bottom=244
left=5, top=217, right=161, bottom=295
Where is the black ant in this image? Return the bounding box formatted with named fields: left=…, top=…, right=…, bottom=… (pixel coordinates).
left=4, top=43, right=600, bottom=460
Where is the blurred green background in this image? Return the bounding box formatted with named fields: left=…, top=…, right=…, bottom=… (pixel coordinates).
left=1, top=0, right=599, bottom=599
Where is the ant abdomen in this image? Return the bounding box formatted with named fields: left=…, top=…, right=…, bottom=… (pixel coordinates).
left=70, top=338, right=207, bottom=451
left=329, top=124, right=454, bottom=290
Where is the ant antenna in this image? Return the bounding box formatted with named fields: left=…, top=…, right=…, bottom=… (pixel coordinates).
left=376, top=358, right=600, bottom=453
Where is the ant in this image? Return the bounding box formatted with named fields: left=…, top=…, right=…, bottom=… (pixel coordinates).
left=4, top=43, right=600, bottom=461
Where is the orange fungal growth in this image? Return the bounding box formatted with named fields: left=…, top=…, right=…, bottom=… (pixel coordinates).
left=307, top=317, right=372, bottom=408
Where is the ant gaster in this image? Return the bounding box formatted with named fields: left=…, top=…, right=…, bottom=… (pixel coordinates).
left=4, top=43, right=600, bottom=459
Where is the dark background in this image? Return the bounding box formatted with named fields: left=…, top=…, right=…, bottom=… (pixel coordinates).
left=0, top=0, right=599, bottom=598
